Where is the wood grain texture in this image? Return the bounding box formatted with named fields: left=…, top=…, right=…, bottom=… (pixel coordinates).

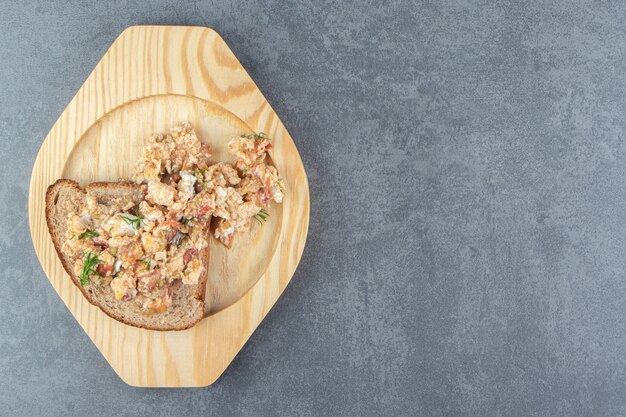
left=28, top=25, right=309, bottom=387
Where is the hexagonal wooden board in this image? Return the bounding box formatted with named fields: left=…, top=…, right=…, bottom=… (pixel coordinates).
left=28, top=25, right=309, bottom=387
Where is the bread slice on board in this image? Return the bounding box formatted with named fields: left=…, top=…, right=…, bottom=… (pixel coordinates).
left=45, top=179, right=208, bottom=331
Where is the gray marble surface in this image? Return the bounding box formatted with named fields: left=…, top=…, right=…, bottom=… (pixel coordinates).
left=1, top=1, right=626, bottom=416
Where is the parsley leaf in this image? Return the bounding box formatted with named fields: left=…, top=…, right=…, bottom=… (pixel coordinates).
left=78, top=230, right=99, bottom=239
left=119, top=213, right=144, bottom=230
left=241, top=132, right=268, bottom=142
left=79, top=252, right=102, bottom=286
left=254, top=208, right=269, bottom=224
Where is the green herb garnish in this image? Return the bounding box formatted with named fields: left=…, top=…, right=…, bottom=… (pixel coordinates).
left=119, top=213, right=144, bottom=230
left=139, top=259, right=150, bottom=270
left=241, top=132, right=267, bottom=142
left=181, top=217, right=197, bottom=225
left=78, top=230, right=99, bottom=240
left=254, top=208, right=269, bottom=223
left=79, top=252, right=102, bottom=286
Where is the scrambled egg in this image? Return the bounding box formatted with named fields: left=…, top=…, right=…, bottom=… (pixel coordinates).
left=209, top=134, right=284, bottom=246
left=147, top=180, right=176, bottom=206
left=177, top=170, right=197, bottom=202
left=64, top=123, right=284, bottom=314
left=111, top=273, right=138, bottom=301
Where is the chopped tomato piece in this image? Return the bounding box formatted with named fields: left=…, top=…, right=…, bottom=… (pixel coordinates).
left=93, top=239, right=110, bottom=249
left=183, top=248, right=199, bottom=264
left=196, top=204, right=213, bottom=216
left=166, top=217, right=183, bottom=230
left=96, top=263, right=113, bottom=276
left=200, top=144, right=212, bottom=156
left=218, top=233, right=234, bottom=249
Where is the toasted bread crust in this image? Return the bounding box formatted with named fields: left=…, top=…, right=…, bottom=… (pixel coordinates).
left=45, top=179, right=207, bottom=331
left=85, top=180, right=143, bottom=192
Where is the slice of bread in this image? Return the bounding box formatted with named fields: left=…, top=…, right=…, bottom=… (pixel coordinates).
left=45, top=179, right=208, bottom=331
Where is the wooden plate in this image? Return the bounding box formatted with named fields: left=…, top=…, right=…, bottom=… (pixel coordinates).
left=28, top=25, right=309, bottom=387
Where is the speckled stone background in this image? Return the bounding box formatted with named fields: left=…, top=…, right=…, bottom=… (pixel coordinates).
left=1, top=1, right=626, bottom=416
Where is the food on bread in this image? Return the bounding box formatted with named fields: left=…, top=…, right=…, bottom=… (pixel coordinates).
left=46, top=180, right=207, bottom=330
left=46, top=122, right=284, bottom=330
